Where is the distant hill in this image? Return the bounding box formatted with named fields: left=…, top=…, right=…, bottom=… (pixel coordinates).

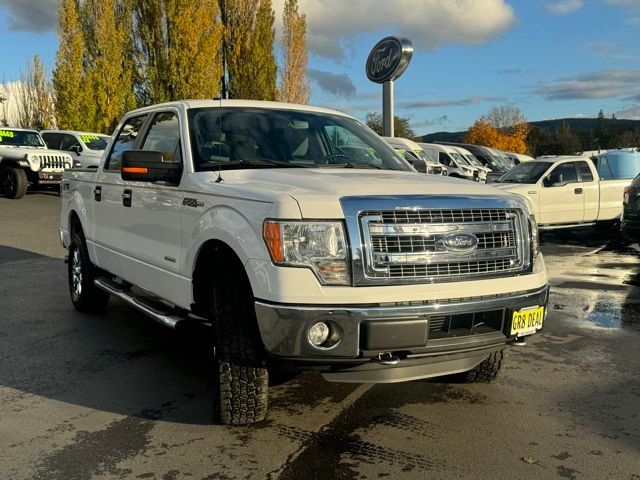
left=420, top=117, right=640, bottom=143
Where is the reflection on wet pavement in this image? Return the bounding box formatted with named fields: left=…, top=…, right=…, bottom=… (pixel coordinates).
left=584, top=298, right=640, bottom=331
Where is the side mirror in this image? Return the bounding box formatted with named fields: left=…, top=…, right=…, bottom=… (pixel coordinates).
left=70, top=144, right=82, bottom=155
left=121, top=150, right=182, bottom=185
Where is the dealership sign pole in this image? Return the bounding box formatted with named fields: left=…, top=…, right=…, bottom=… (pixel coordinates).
left=366, top=36, right=413, bottom=137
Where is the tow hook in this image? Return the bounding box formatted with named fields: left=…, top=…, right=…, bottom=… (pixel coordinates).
left=374, top=352, right=400, bottom=365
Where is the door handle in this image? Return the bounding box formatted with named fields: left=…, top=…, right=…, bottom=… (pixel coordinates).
left=94, top=185, right=102, bottom=202
left=574, top=188, right=583, bottom=194
left=122, top=189, right=132, bottom=207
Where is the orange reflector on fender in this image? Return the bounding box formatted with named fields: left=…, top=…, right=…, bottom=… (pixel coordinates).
left=123, top=167, right=148, bottom=174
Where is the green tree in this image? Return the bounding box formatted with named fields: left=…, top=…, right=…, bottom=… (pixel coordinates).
left=278, top=0, right=309, bottom=104
left=365, top=112, right=416, bottom=139
left=53, top=0, right=86, bottom=130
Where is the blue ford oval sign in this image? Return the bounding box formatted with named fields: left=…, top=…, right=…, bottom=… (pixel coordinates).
left=442, top=233, right=479, bottom=253
left=366, top=36, right=413, bottom=84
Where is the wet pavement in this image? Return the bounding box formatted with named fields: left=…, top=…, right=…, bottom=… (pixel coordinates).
left=1, top=195, right=639, bottom=480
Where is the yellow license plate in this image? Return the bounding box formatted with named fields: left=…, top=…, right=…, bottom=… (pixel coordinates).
left=511, top=306, right=545, bottom=336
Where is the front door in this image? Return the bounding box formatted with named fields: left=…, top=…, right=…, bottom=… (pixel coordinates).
left=120, top=110, right=185, bottom=305
left=538, top=162, right=584, bottom=224
left=90, top=115, right=147, bottom=278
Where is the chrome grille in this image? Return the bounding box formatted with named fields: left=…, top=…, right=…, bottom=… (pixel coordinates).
left=379, top=209, right=508, bottom=224
left=359, top=208, right=527, bottom=283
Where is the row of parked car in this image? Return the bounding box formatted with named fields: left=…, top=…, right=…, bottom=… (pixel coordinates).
left=381, top=136, right=533, bottom=183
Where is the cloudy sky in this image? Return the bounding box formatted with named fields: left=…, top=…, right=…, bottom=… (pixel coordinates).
left=2, top=0, right=640, bottom=133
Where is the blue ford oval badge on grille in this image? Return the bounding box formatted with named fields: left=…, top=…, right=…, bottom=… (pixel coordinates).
left=442, top=233, right=479, bottom=253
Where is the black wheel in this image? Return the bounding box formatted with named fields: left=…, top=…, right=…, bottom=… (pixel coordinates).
left=68, top=232, right=110, bottom=313
left=0, top=167, right=28, bottom=199
left=446, top=349, right=507, bottom=383
left=207, top=256, right=268, bottom=425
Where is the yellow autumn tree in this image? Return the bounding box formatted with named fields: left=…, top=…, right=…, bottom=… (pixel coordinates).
left=53, top=0, right=86, bottom=130
left=131, top=0, right=224, bottom=104
left=82, top=0, right=136, bottom=133
left=277, top=0, right=309, bottom=104
left=465, top=105, right=530, bottom=154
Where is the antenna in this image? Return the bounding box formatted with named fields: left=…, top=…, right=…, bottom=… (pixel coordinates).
left=215, top=96, right=224, bottom=183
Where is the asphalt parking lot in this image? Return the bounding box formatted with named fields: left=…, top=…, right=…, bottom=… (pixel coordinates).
left=1, top=193, right=639, bottom=480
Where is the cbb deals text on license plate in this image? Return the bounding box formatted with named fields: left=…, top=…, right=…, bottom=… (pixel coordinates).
left=510, top=306, right=544, bottom=336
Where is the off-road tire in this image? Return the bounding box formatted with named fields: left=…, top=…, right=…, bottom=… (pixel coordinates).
left=448, top=349, right=507, bottom=383
left=0, top=167, right=28, bottom=199
left=68, top=231, right=110, bottom=313
left=209, top=259, right=268, bottom=425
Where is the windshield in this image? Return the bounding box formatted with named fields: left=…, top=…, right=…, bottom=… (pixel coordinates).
left=189, top=108, right=412, bottom=172
left=80, top=134, right=110, bottom=151
left=0, top=129, right=45, bottom=148
left=451, top=152, right=468, bottom=165
left=464, top=154, right=483, bottom=167
left=497, top=161, right=550, bottom=183
left=414, top=148, right=434, bottom=163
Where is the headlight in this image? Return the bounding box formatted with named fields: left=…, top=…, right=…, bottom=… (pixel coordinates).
left=263, top=220, right=349, bottom=285
left=27, top=154, right=40, bottom=169
left=529, top=214, right=539, bottom=263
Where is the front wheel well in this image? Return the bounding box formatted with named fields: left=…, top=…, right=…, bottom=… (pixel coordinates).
left=192, top=240, right=252, bottom=316
left=69, top=211, right=84, bottom=238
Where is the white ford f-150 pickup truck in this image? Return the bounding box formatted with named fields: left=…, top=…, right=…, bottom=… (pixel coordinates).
left=1, top=128, right=75, bottom=199
left=60, top=100, right=549, bottom=424
left=493, top=155, right=635, bottom=228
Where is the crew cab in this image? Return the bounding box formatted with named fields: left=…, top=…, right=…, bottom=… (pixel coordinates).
left=0, top=128, right=75, bottom=199
left=493, top=155, right=638, bottom=228
left=60, top=100, right=549, bottom=424
left=41, top=130, right=111, bottom=168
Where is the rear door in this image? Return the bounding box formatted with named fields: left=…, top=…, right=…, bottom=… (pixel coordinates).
left=538, top=162, right=583, bottom=224
left=119, top=110, right=184, bottom=304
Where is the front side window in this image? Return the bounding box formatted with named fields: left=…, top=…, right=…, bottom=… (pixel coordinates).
left=142, top=112, right=181, bottom=163
left=60, top=134, right=81, bottom=151
left=104, top=116, right=146, bottom=171
left=188, top=107, right=411, bottom=172
left=438, top=152, right=452, bottom=167
left=544, top=162, right=578, bottom=187
left=41, top=133, right=62, bottom=149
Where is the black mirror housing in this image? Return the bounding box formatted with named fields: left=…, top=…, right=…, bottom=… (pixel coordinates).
left=121, top=150, right=182, bottom=185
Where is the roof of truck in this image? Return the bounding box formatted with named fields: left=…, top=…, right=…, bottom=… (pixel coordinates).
left=126, top=99, right=352, bottom=118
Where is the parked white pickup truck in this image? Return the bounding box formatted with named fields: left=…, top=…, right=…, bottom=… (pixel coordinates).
left=494, top=155, right=636, bottom=228
left=0, top=128, right=75, bottom=199
left=60, top=100, right=549, bottom=424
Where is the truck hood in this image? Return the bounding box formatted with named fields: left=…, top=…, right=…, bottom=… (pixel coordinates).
left=492, top=183, right=538, bottom=214
left=220, top=168, right=516, bottom=217
left=0, top=146, right=45, bottom=158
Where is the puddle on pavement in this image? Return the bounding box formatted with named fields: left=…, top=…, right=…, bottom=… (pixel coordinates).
left=585, top=298, right=640, bottom=331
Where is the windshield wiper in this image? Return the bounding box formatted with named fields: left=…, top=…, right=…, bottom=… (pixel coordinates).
left=199, top=158, right=307, bottom=169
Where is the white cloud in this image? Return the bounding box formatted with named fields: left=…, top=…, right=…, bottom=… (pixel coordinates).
left=273, top=0, right=516, bottom=58
left=546, top=0, right=583, bottom=14
left=535, top=69, right=640, bottom=100
left=615, top=105, right=640, bottom=119
left=605, top=0, right=640, bottom=7
left=0, top=0, right=57, bottom=31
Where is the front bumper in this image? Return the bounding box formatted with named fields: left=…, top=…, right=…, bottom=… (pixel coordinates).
left=621, top=217, right=640, bottom=241
left=36, top=170, right=63, bottom=184
left=255, top=284, right=549, bottom=382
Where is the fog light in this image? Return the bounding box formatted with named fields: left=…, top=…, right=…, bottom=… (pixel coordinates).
left=308, top=322, right=330, bottom=347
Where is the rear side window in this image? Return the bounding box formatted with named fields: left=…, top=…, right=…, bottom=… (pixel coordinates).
left=577, top=161, right=593, bottom=182
left=104, top=116, right=147, bottom=171
left=605, top=154, right=640, bottom=179
left=142, top=112, right=181, bottom=163
left=42, top=133, right=62, bottom=149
